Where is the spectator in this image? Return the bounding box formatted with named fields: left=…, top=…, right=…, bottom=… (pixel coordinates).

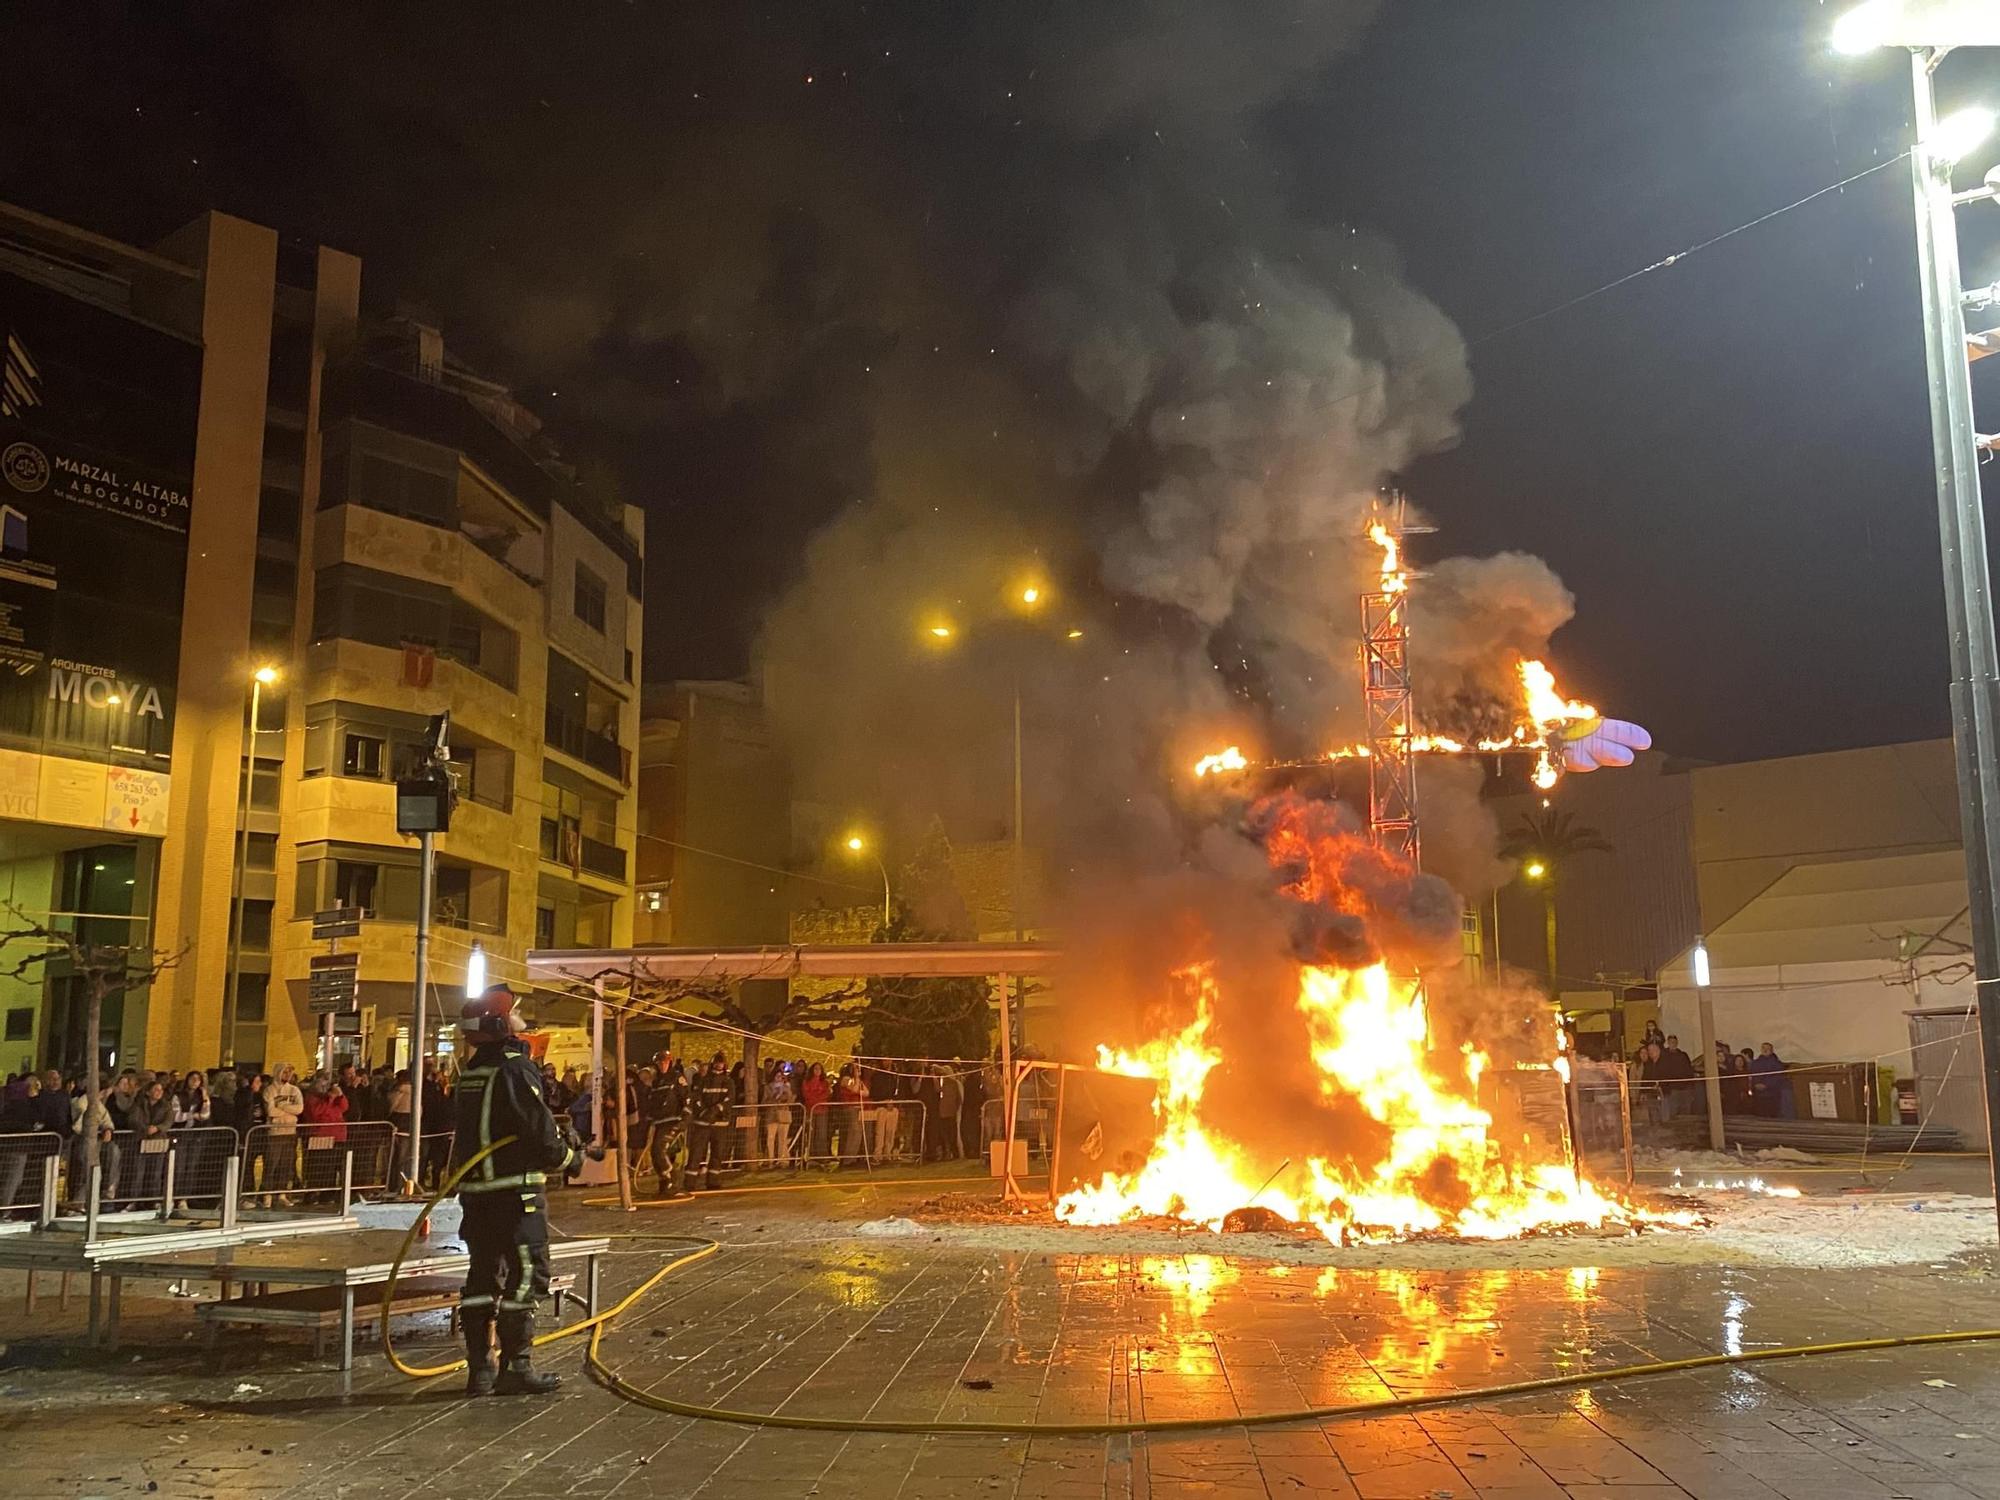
left=832, top=1064, right=867, bottom=1169
left=421, top=1067, right=452, bottom=1187
left=171, top=1070, right=215, bottom=1212
left=1749, top=1042, right=1795, bottom=1119
left=389, top=1068, right=414, bottom=1142
left=762, top=1061, right=796, bottom=1168
left=1654, top=1035, right=1696, bottom=1119
left=68, top=1090, right=119, bottom=1211
left=32, top=1069, right=70, bottom=1140
left=133, top=1077, right=174, bottom=1204
left=864, top=1066, right=899, bottom=1164
left=300, top=1074, right=351, bottom=1199
left=567, top=1071, right=596, bottom=1146
left=265, top=1064, right=305, bottom=1205
left=801, top=1062, right=831, bottom=1165
left=938, top=1063, right=966, bottom=1160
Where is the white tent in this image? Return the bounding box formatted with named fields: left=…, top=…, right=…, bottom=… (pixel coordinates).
left=1657, top=849, right=1970, bottom=1075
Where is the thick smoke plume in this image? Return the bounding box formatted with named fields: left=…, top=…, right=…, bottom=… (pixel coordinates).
left=207, top=5, right=1576, bottom=1007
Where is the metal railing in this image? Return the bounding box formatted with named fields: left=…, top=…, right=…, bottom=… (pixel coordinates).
left=53, top=1125, right=242, bottom=1216
left=0, top=1132, right=63, bottom=1217
left=388, top=1130, right=457, bottom=1192
left=239, top=1121, right=396, bottom=1208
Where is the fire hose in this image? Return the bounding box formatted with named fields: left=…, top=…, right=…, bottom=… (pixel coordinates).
left=385, top=1140, right=2000, bottom=1432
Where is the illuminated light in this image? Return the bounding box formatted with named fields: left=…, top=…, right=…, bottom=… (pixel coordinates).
left=927, top=624, right=953, bottom=640
left=465, top=942, right=487, bottom=998
left=1935, top=106, right=1998, bottom=164
left=1021, top=586, right=1040, bottom=605
left=1193, top=745, right=1250, bottom=778
left=253, top=665, right=279, bottom=686
left=1524, top=861, right=1547, bottom=881
left=1831, top=0, right=1892, bottom=52
left=106, top=694, right=120, bottom=707
left=1067, top=628, right=1084, bottom=640
left=1691, top=938, right=1711, bottom=989
left=845, top=835, right=866, bottom=852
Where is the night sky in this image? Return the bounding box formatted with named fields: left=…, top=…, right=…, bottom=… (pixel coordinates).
left=3, top=1, right=1997, bottom=771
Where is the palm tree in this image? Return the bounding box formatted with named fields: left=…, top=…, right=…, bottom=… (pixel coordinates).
left=1502, top=809, right=1613, bottom=992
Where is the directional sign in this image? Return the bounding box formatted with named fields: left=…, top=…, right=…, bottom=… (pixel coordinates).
left=309, top=995, right=360, bottom=1016
left=309, top=952, right=360, bottom=972
left=308, top=978, right=358, bottom=999
left=312, top=906, right=366, bottom=940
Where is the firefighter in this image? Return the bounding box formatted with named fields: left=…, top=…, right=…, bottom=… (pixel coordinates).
left=687, top=1052, right=734, bottom=1191
left=644, top=1059, right=690, bottom=1199
left=450, top=984, right=577, bottom=1397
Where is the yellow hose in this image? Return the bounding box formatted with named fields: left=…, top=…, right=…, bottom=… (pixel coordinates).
left=379, top=1136, right=719, bottom=1380
left=390, top=1146, right=2000, bottom=1432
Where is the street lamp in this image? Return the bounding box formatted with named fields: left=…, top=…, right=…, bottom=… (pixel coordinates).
left=1835, top=0, right=2000, bottom=1224
left=922, top=589, right=1084, bottom=949
left=843, top=833, right=892, bottom=927
left=222, top=664, right=280, bottom=1067
left=465, top=941, right=487, bottom=998
left=1691, top=936, right=1725, bottom=1151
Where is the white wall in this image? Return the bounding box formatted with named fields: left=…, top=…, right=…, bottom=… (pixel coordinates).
left=1659, top=957, right=1956, bottom=1077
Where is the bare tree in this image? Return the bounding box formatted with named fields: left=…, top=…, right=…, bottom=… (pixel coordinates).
left=0, top=903, right=186, bottom=1104
left=564, top=969, right=870, bottom=1102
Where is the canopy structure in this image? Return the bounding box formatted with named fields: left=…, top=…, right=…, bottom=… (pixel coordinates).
left=525, top=941, right=1060, bottom=987
left=526, top=941, right=1062, bottom=1201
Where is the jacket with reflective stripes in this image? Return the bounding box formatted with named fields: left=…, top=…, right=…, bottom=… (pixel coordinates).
left=450, top=1040, right=577, bottom=1195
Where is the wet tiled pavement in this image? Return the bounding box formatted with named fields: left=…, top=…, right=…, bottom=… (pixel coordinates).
left=8, top=1180, right=2000, bottom=1499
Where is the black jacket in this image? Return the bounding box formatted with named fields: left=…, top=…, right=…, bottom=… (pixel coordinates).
left=449, top=1039, right=576, bottom=1196
left=645, top=1075, right=687, bottom=1127
left=690, top=1069, right=734, bottom=1125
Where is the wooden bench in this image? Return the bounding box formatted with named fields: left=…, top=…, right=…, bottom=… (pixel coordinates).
left=196, top=1272, right=578, bottom=1360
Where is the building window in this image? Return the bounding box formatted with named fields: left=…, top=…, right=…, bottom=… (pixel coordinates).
left=574, top=564, right=607, bottom=634
left=236, top=972, right=268, bottom=1024
left=3, top=1008, right=29, bottom=1041
left=535, top=904, right=556, bottom=950
left=343, top=733, right=385, bottom=778
left=334, top=861, right=379, bottom=914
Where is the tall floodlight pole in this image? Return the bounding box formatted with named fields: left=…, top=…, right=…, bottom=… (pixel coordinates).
left=397, top=712, right=455, bottom=1194
left=222, top=666, right=278, bottom=1068
left=1836, top=0, right=2000, bottom=1226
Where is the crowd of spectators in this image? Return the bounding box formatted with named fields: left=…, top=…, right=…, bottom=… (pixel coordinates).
left=1628, top=1021, right=1798, bottom=1122
left=2, top=1039, right=1043, bottom=1215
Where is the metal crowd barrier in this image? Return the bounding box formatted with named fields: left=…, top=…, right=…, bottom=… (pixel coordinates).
left=798, top=1099, right=928, bottom=1166
left=0, top=1131, right=63, bottom=1217
left=238, top=1121, right=395, bottom=1210
left=58, top=1126, right=242, bottom=1217
left=981, top=1094, right=1054, bottom=1162
left=387, top=1130, right=457, bottom=1192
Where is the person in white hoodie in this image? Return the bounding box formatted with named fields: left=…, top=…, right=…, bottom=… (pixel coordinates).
left=264, top=1064, right=304, bottom=1203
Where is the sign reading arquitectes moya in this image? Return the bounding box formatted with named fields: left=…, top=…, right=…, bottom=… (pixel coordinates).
left=0, top=265, right=199, bottom=795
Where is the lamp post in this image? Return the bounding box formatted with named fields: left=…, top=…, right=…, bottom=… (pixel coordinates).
left=1692, top=937, right=1725, bottom=1151
left=222, top=665, right=278, bottom=1068
left=1835, top=0, right=2000, bottom=1223
left=843, top=835, right=892, bottom=927
left=1521, top=859, right=1555, bottom=995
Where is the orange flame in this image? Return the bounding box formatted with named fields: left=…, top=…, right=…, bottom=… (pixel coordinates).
left=1193, top=745, right=1250, bottom=779
left=1057, top=958, right=1683, bottom=1241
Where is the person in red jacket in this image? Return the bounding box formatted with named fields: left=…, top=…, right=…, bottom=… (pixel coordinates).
left=800, top=1062, right=831, bottom=1166
left=300, top=1074, right=350, bottom=1200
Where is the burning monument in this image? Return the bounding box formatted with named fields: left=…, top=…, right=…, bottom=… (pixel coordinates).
left=1054, top=499, right=1671, bottom=1245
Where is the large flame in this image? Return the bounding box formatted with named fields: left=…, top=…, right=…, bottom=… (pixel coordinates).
left=1192, top=656, right=1600, bottom=779
left=1056, top=958, right=1671, bottom=1242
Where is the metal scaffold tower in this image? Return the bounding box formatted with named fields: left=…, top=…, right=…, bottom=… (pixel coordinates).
left=1361, top=490, right=1434, bottom=866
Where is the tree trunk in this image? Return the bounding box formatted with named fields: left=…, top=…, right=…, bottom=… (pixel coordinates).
left=84, top=980, right=102, bottom=1106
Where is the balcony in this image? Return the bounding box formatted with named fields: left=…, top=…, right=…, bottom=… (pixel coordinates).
left=545, top=707, right=625, bottom=783
left=540, top=817, right=628, bottom=883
